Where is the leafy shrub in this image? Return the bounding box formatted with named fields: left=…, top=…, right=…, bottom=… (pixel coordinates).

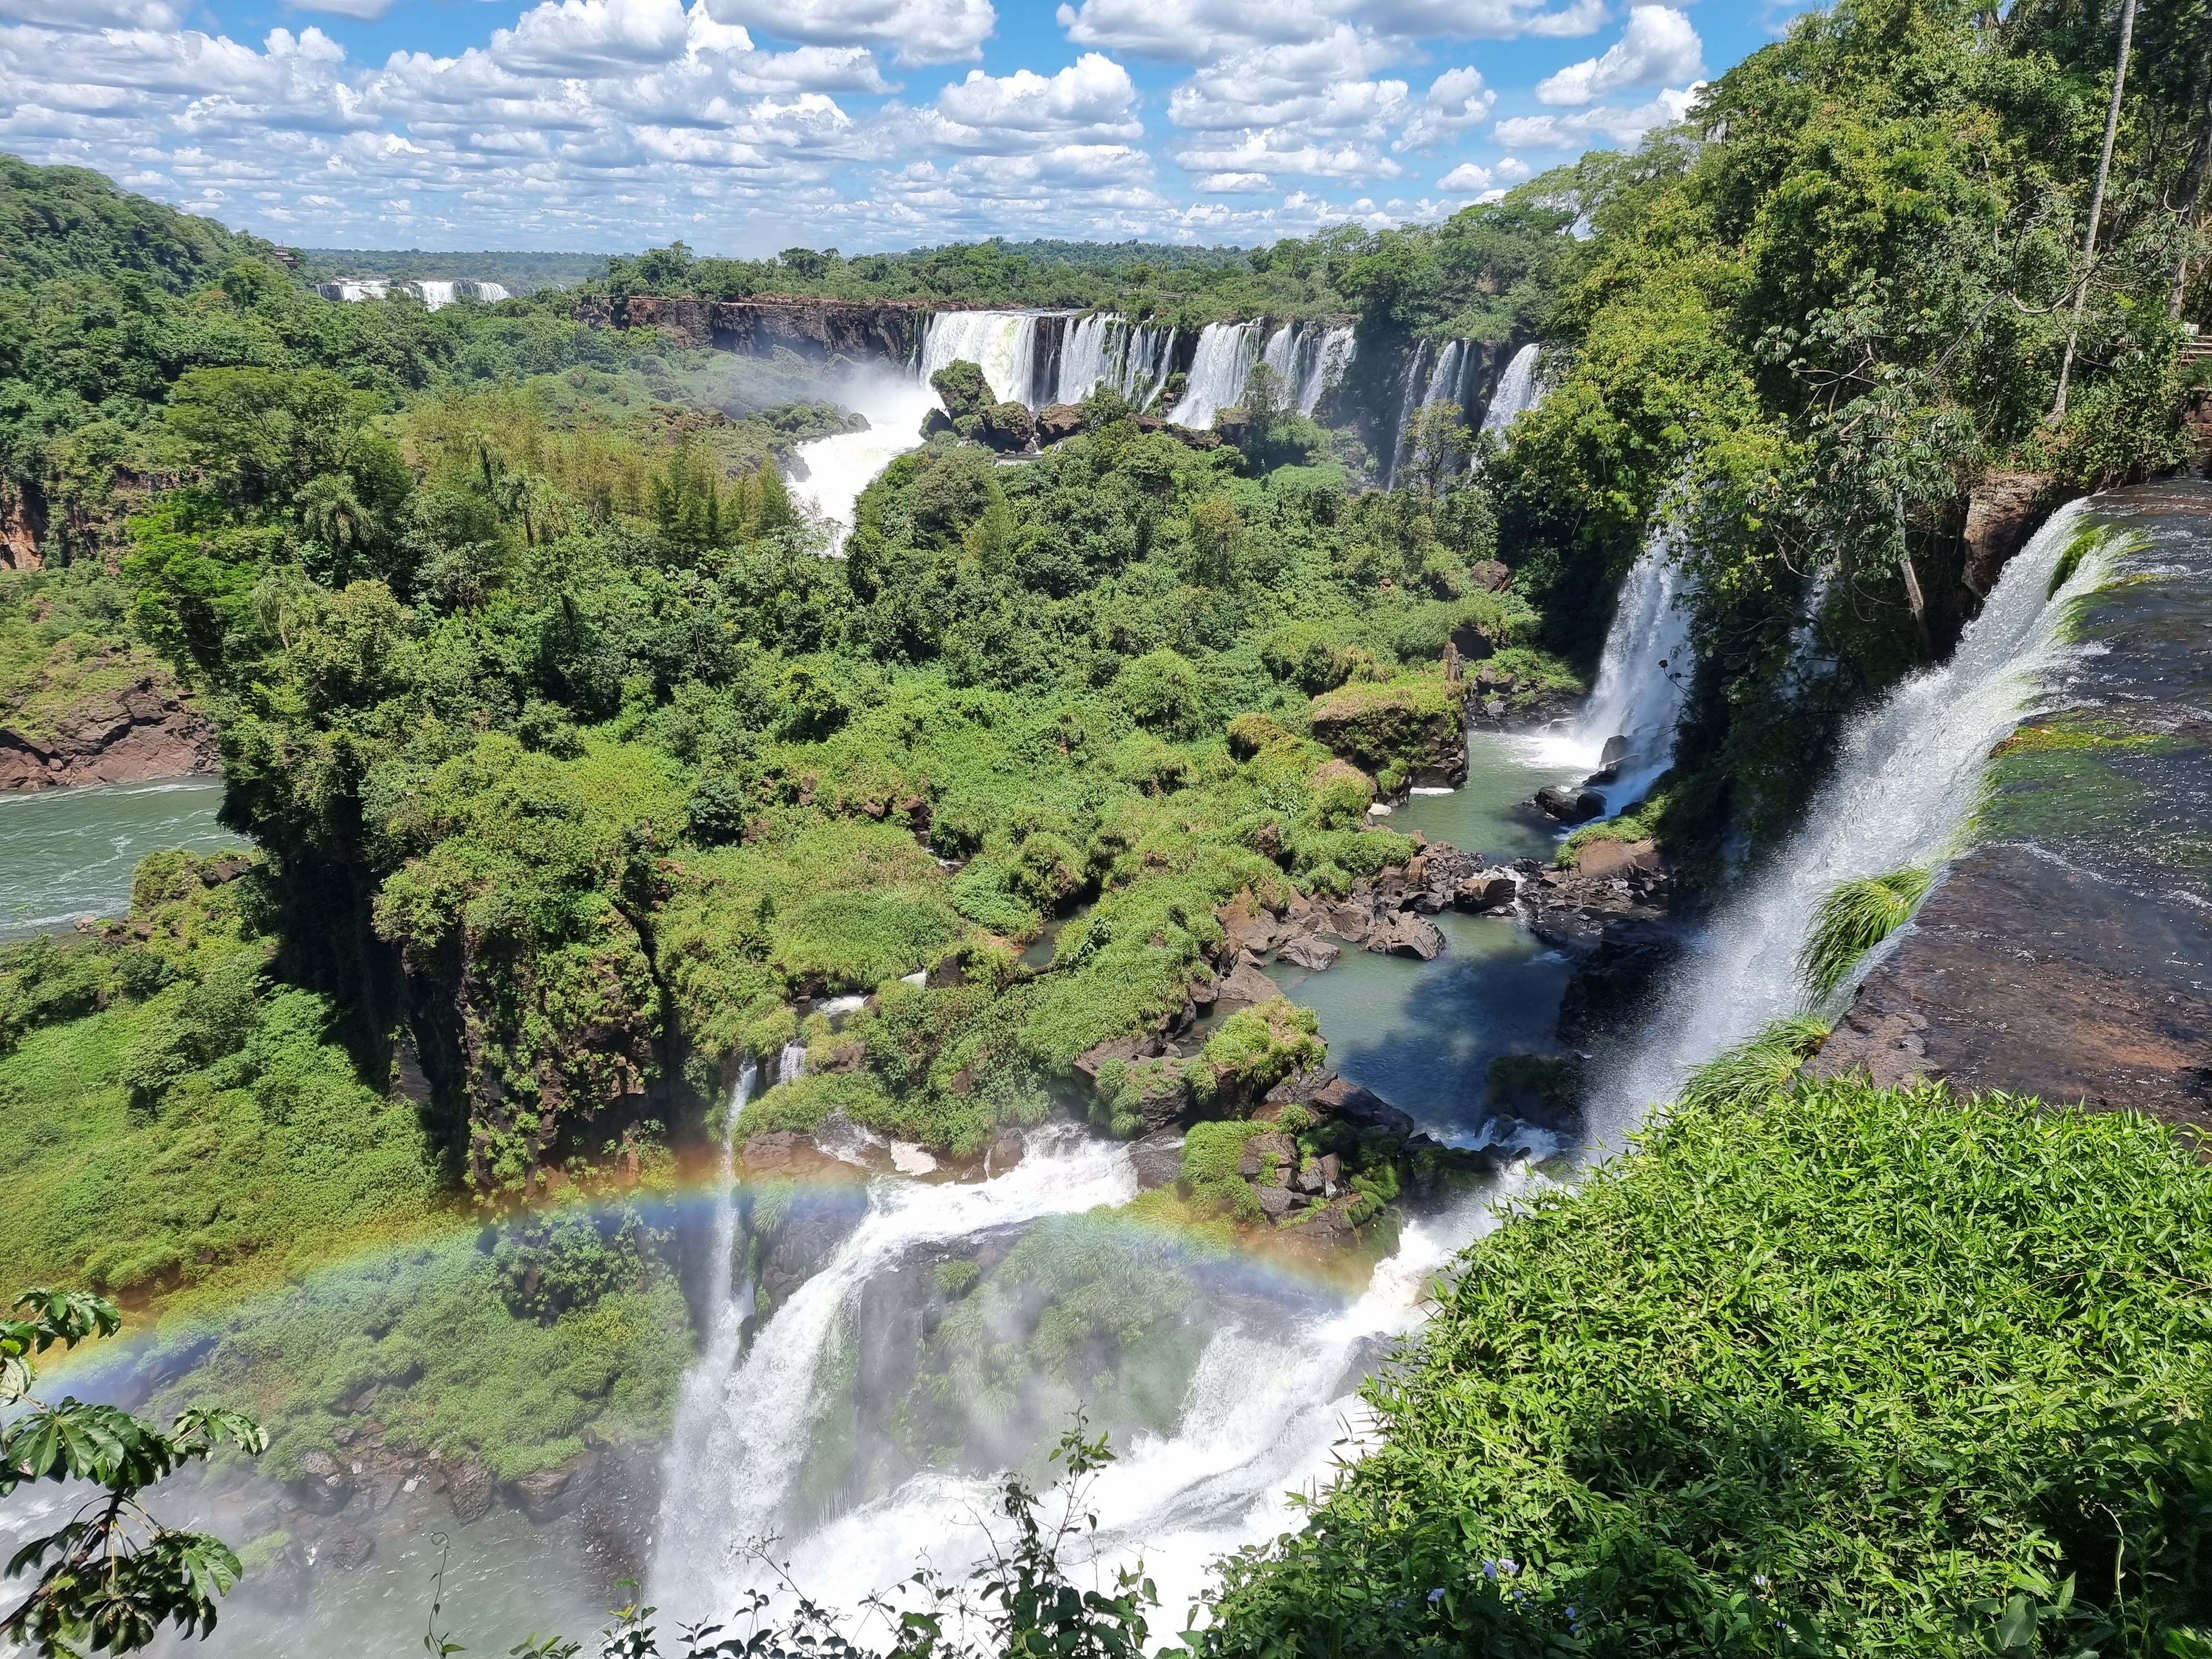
left=1208, top=1078, right=2212, bottom=1656
left=1798, top=866, right=1932, bottom=999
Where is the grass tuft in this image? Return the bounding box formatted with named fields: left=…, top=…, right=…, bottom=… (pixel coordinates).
left=1797, top=866, right=1932, bottom=1000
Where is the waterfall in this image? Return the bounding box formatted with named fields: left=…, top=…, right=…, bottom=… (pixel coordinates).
left=1386, top=339, right=1467, bottom=487
left=1381, top=341, right=1430, bottom=490
left=465, top=280, right=510, bottom=304
left=654, top=1063, right=760, bottom=1568
left=1479, top=343, right=1543, bottom=436
left=649, top=1138, right=1543, bottom=1633
left=414, top=280, right=457, bottom=311
left=1587, top=499, right=2104, bottom=1147
left=1123, top=321, right=1176, bottom=410
left=776, top=1041, right=808, bottom=1087
left=919, top=311, right=1047, bottom=406
left=1537, top=524, right=1697, bottom=810
left=1299, top=324, right=1356, bottom=416
left=648, top=1126, right=1142, bottom=1619
left=1170, top=321, right=1262, bottom=429
left=1055, top=314, right=1115, bottom=405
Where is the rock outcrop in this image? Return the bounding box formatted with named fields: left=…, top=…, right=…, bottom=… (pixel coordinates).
left=615, top=294, right=954, bottom=358
left=1, top=659, right=217, bottom=790
left=1811, top=479, right=2212, bottom=1131
left=1960, top=470, right=2058, bottom=598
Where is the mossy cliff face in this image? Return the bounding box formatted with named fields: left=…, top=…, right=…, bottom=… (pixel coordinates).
left=1814, top=482, right=2212, bottom=1128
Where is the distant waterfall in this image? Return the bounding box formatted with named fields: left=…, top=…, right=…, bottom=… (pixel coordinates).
left=466, top=280, right=511, bottom=304
left=919, top=311, right=1047, bottom=406
left=1171, top=320, right=1262, bottom=429
left=1587, top=500, right=2103, bottom=1147
left=1479, top=343, right=1543, bottom=436
left=414, top=280, right=457, bottom=310
left=1052, top=315, right=1177, bottom=409
left=1254, top=321, right=1357, bottom=417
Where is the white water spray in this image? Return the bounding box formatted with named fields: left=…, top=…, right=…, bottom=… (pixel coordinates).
left=789, top=369, right=940, bottom=551
left=1479, top=343, right=1543, bottom=437
left=649, top=1127, right=1141, bottom=1617
left=1529, top=525, right=1697, bottom=812
left=1587, top=500, right=2103, bottom=1147
left=1171, top=321, right=1263, bottom=429
left=919, top=311, right=1048, bottom=406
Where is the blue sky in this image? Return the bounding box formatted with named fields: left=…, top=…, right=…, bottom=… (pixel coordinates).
left=0, top=0, right=1813, bottom=252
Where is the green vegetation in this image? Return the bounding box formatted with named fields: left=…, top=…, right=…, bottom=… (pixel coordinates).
left=1797, top=866, right=1935, bottom=999
left=1203, top=1074, right=2212, bottom=1657
left=3, top=1287, right=265, bottom=1658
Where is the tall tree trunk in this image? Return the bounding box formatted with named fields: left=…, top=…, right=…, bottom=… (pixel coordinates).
left=2053, top=0, right=2140, bottom=421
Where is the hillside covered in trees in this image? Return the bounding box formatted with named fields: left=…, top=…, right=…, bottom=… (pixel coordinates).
left=3, top=0, right=2212, bottom=1648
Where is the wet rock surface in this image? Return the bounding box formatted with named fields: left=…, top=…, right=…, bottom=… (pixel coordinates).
left=1520, top=840, right=1686, bottom=1045
left=1814, top=480, right=2212, bottom=1129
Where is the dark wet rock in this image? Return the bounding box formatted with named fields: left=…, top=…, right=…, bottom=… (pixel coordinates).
left=510, top=1455, right=595, bottom=1523
left=1599, top=734, right=1630, bottom=770
left=757, top=1186, right=872, bottom=1308
left=320, top=1530, right=375, bottom=1571
left=1036, top=402, right=1084, bottom=445
left=1961, top=470, right=2058, bottom=598
left=739, top=1130, right=858, bottom=1181
left=1454, top=874, right=1518, bottom=912
left=1365, top=913, right=1445, bottom=961
left=290, top=1449, right=353, bottom=1514
left=1312, top=1076, right=1417, bottom=1137
left=1073, top=1033, right=1160, bottom=1079
left=447, top=1460, right=494, bottom=1524
left=1555, top=920, right=1685, bottom=1046
left=1534, top=784, right=1605, bottom=822
left=985, top=1126, right=1025, bottom=1175
left=1254, top=1183, right=1296, bottom=1218
left=1278, top=935, right=1342, bottom=971
left=1129, top=1130, right=1186, bottom=1191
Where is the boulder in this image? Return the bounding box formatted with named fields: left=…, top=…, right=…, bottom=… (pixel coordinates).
left=1961, top=471, right=2053, bottom=598
left=1313, top=900, right=1375, bottom=944
left=1366, top=913, right=1446, bottom=961
left=510, top=1457, right=594, bottom=1523
left=1130, top=1130, right=1185, bottom=1190
left=1312, top=1076, right=1417, bottom=1136
left=928, top=358, right=991, bottom=420
left=290, top=1449, right=353, bottom=1514
left=321, top=1530, right=375, bottom=1571
left=1216, top=956, right=1279, bottom=1007
left=1278, top=935, right=1342, bottom=971
left=980, top=400, right=1035, bottom=452
left=1036, top=402, right=1084, bottom=445
left=448, top=1460, right=495, bottom=1524
left=1073, top=1033, right=1157, bottom=1079
left=1254, top=1183, right=1295, bottom=1218
left=1573, top=837, right=1660, bottom=879
left=1469, top=559, right=1511, bottom=592
left=1453, top=874, right=1517, bottom=912
left=985, top=1126, right=1025, bottom=1175
left=1535, top=784, right=1605, bottom=823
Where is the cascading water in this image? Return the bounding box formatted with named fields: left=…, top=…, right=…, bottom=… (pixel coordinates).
left=1479, top=343, right=1543, bottom=436
left=1171, top=321, right=1262, bottom=429
left=414, top=280, right=457, bottom=310
left=776, top=1041, right=808, bottom=1087
left=654, top=1062, right=760, bottom=1558
left=466, top=280, right=511, bottom=304
left=648, top=1127, right=1142, bottom=1616
left=1380, top=341, right=1430, bottom=489
left=1299, top=324, right=1356, bottom=417
left=649, top=1144, right=1543, bottom=1635
left=1587, top=500, right=2104, bottom=1148
left=1050, top=315, right=1177, bottom=409
left=1532, top=525, right=1697, bottom=812
left=919, top=311, right=1046, bottom=406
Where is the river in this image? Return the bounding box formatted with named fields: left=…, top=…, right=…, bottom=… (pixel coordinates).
left=0, top=775, right=243, bottom=940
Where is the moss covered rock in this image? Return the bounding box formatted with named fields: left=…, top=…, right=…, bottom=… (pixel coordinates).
left=1307, top=672, right=1469, bottom=794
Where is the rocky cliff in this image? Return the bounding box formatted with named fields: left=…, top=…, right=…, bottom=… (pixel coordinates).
left=1, top=648, right=217, bottom=789
left=614, top=295, right=987, bottom=361
left=1813, top=478, right=2212, bottom=1130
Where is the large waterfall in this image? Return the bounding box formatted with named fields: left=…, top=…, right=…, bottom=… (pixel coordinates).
left=1258, top=321, right=1357, bottom=417
left=917, top=311, right=1048, bottom=406
left=649, top=1134, right=1541, bottom=1635
left=1587, top=500, right=2103, bottom=1147
left=1171, top=320, right=1263, bottom=429
left=1479, top=343, right=1543, bottom=436
left=1052, top=314, right=1177, bottom=409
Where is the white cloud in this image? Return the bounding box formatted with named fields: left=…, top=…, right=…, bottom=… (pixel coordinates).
left=1055, top=0, right=1601, bottom=60
left=1395, top=64, right=1492, bottom=150
left=727, top=44, right=890, bottom=93
left=1495, top=153, right=1530, bottom=178
left=700, top=0, right=992, bottom=65
left=1535, top=5, right=1700, bottom=104
left=1495, top=80, right=1701, bottom=146
left=0, top=0, right=178, bottom=28
left=1165, top=28, right=1401, bottom=131
left=935, top=53, right=1137, bottom=134
left=1438, top=160, right=1490, bottom=190
left=496, top=0, right=693, bottom=74
left=1196, top=169, right=1271, bottom=190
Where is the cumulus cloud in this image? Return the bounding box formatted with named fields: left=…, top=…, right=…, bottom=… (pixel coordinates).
left=0, top=0, right=179, bottom=28
left=1055, top=0, right=1600, bottom=60
left=1165, top=28, right=1401, bottom=131
left=1395, top=64, right=1492, bottom=150
left=1495, top=81, right=1702, bottom=146
left=727, top=44, right=891, bottom=93
left=700, top=0, right=992, bottom=65
left=1196, top=169, right=1271, bottom=191
left=935, top=53, right=1138, bottom=137
left=1535, top=6, right=1700, bottom=105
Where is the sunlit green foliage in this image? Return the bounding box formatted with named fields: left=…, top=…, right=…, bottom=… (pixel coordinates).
left=1205, top=1077, right=2212, bottom=1656
left=1798, top=866, right=1934, bottom=999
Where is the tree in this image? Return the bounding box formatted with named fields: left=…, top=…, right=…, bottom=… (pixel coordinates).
left=2, top=1288, right=265, bottom=1657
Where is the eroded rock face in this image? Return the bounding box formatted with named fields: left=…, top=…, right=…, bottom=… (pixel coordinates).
left=615, top=294, right=944, bottom=359
left=1961, top=470, right=2058, bottom=598
left=1, top=666, right=217, bottom=790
